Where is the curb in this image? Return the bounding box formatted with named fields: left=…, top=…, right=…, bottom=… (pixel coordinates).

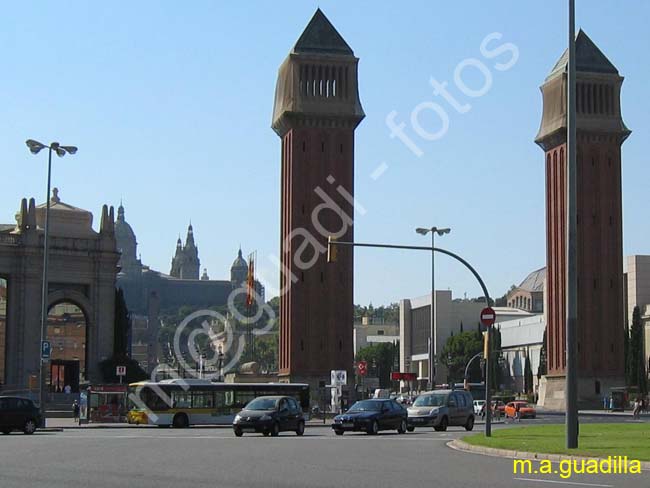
left=447, top=439, right=650, bottom=471
left=44, top=422, right=333, bottom=430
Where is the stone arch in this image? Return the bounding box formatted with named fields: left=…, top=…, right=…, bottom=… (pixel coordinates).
left=46, top=289, right=94, bottom=390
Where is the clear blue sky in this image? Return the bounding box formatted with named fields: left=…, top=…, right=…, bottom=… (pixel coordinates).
left=2, top=1, right=648, bottom=306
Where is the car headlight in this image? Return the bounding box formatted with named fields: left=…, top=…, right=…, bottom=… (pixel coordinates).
left=234, top=414, right=242, bottom=422
left=260, top=414, right=272, bottom=421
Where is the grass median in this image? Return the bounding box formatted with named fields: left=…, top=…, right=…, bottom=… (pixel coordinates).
left=463, top=424, right=650, bottom=461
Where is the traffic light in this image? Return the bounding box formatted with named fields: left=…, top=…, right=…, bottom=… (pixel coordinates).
left=327, top=235, right=338, bottom=263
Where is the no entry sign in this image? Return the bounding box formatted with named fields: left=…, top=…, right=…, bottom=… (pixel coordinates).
left=480, top=307, right=496, bottom=327
left=357, top=361, right=367, bottom=376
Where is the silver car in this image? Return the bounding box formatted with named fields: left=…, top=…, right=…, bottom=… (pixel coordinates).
left=407, top=390, right=475, bottom=432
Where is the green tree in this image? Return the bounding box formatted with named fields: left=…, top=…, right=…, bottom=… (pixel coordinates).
left=624, top=321, right=631, bottom=385
left=524, top=352, right=533, bottom=394
left=537, top=327, right=547, bottom=379
left=489, top=326, right=503, bottom=392
left=629, top=306, right=647, bottom=394
left=440, top=331, right=483, bottom=384
left=113, top=288, right=130, bottom=357
left=356, top=342, right=398, bottom=388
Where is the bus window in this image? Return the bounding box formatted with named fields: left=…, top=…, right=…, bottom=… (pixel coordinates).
left=192, top=391, right=215, bottom=409
left=234, top=391, right=256, bottom=409
left=172, top=391, right=192, bottom=409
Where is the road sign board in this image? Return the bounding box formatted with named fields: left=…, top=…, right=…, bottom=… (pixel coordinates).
left=480, top=307, right=496, bottom=327
left=357, top=361, right=367, bottom=376
left=41, top=340, right=51, bottom=360
left=116, top=365, right=126, bottom=376
left=331, top=370, right=347, bottom=386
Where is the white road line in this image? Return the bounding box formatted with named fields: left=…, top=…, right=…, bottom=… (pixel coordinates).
left=513, top=478, right=613, bottom=487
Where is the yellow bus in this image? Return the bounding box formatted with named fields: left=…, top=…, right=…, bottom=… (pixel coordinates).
left=127, top=379, right=310, bottom=428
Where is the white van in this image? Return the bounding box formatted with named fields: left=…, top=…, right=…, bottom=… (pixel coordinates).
left=373, top=389, right=391, bottom=399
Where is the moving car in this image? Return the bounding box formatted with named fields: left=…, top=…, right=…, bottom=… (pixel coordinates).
left=0, top=396, right=43, bottom=435
left=232, top=396, right=305, bottom=437
left=407, top=390, right=475, bottom=432
left=332, top=399, right=407, bottom=435
left=504, top=401, right=536, bottom=419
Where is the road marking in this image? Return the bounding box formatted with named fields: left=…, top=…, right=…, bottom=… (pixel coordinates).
left=513, top=478, right=613, bottom=488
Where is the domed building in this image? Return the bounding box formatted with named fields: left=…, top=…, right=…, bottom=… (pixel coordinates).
left=114, top=204, right=264, bottom=372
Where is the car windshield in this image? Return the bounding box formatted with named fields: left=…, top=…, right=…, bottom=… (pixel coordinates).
left=245, top=398, right=278, bottom=411
left=348, top=400, right=382, bottom=412
left=413, top=394, right=446, bottom=407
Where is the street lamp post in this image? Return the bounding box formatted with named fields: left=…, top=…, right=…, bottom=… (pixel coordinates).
left=25, top=140, right=77, bottom=423
left=416, top=227, right=450, bottom=390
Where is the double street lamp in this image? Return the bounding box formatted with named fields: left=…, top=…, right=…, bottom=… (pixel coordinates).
left=415, top=226, right=450, bottom=390
left=25, top=139, right=77, bottom=421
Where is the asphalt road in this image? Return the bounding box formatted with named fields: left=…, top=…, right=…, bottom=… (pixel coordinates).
left=1, top=417, right=646, bottom=488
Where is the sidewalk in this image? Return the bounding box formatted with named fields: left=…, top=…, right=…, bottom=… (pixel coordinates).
left=44, top=417, right=334, bottom=429
left=536, top=407, right=650, bottom=418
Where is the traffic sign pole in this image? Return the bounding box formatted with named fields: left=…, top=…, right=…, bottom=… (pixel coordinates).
left=480, top=307, right=496, bottom=437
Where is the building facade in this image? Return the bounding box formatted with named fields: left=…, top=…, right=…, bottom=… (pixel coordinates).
left=272, top=9, right=364, bottom=387
left=535, top=31, right=629, bottom=408
left=114, top=204, right=263, bottom=372
left=506, top=267, right=545, bottom=313
left=0, top=189, right=119, bottom=392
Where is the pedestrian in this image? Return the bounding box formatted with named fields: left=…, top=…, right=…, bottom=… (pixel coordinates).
left=632, top=397, right=641, bottom=419
left=64, top=384, right=72, bottom=395
left=72, top=400, right=80, bottom=422
left=515, top=402, right=522, bottom=422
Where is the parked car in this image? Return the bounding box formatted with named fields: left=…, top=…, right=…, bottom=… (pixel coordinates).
left=0, top=396, right=43, bottom=435
left=504, top=401, right=536, bottom=419
left=332, top=399, right=407, bottom=435
left=232, top=396, right=305, bottom=437
left=473, top=400, right=486, bottom=415
left=407, top=390, right=475, bottom=432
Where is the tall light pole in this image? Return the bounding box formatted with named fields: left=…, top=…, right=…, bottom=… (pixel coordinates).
left=25, top=139, right=77, bottom=422
left=566, top=0, right=579, bottom=449
left=416, top=227, right=451, bottom=390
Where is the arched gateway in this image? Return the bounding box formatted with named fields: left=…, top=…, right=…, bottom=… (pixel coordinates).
left=0, top=189, right=119, bottom=394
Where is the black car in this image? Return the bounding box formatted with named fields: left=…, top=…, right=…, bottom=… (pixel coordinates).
left=0, top=396, right=43, bottom=435
left=332, top=399, right=407, bottom=435
left=233, top=395, right=305, bottom=437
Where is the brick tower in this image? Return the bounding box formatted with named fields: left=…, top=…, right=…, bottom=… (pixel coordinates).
left=535, top=31, right=630, bottom=408
left=272, top=9, right=364, bottom=388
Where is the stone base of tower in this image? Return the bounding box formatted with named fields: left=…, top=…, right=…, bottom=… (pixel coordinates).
left=537, top=374, right=626, bottom=411
left=278, top=373, right=356, bottom=411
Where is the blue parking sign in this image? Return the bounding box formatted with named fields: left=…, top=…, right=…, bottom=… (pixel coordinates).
left=41, top=340, right=51, bottom=360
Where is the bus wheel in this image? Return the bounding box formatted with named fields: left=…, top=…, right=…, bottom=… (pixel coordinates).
left=173, top=413, right=189, bottom=428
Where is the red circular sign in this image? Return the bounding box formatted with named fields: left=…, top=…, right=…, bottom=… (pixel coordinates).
left=357, top=361, right=368, bottom=376
left=480, top=307, right=496, bottom=327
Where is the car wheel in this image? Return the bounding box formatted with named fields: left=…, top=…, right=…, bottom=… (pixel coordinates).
left=397, top=419, right=407, bottom=434
left=23, top=420, right=37, bottom=435
left=434, top=417, right=448, bottom=432
left=367, top=420, right=379, bottom=435
left=263, top=431, right=270, bottom=437
left=465, top=416, right=475, bottom=431
left=172, top=413, right=189, bottom=429
left=2, top=429, right=11, bottom=435
left=334, top=429, right=344, bottom=436
left=406, top=426, right=415, bottom=433
left=234, top=427, right=243, bottom=437
left=270, top=422, right=280, bottom=437
left=296, top=420, right=305, bottom=436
